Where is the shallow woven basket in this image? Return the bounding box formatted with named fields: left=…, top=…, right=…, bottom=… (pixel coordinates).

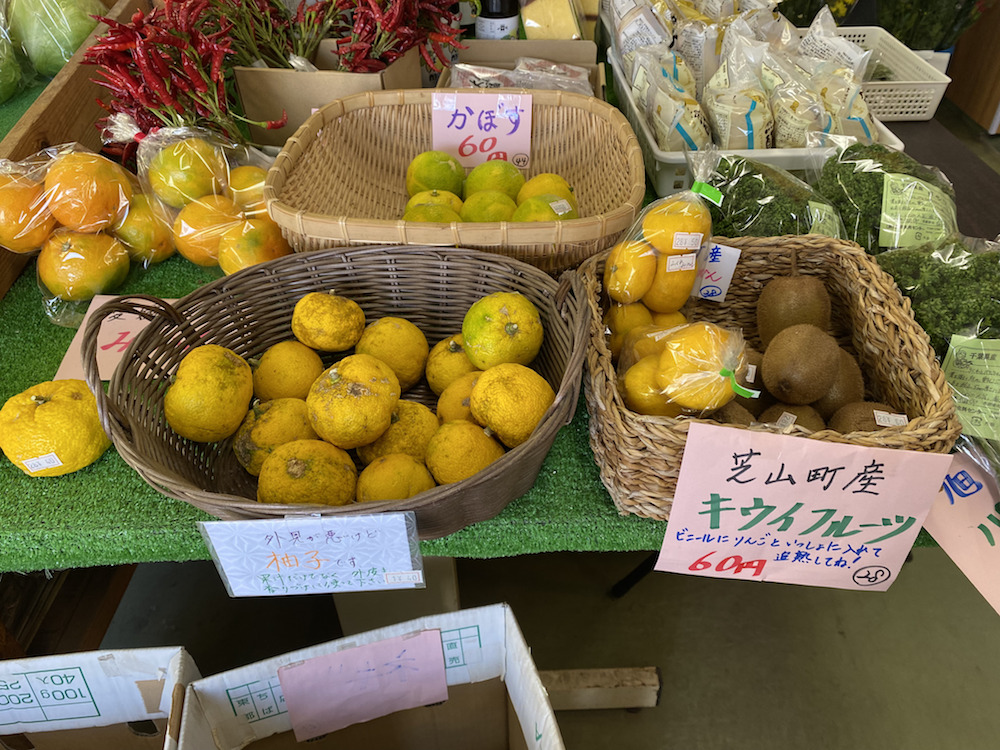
left=264, top=88, right=646, bottom=274
left=580, top=234, right=962, bottom=521
left=81, top=246, right=588, bottom=538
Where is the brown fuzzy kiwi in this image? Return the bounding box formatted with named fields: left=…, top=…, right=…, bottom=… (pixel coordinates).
left=755, top=251, right=832, bottom=347
left=761, top=323, right=840, bottom=405
left=712, top=400, right=756, bottom=426
left=828, top=401, right=899, bottom=433
left=758, top=403, right=826, bottom=432
left=733, top=347, right=768, bottom=416
left=812, top=348, right=866, bottom=420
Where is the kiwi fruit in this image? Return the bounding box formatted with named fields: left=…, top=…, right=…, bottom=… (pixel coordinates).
left=758, top=403, right=826, bottom=432
left=828, top=401, right=899, bottom=433
left=761, top=323, right=840, bottom=405
left=756, top=272, right=832, bottom=348
left=733, top=346, right=769, bottom=416
left=712, top=400, right=755, bottom=426
left=812, top=348, right=866, bottom=420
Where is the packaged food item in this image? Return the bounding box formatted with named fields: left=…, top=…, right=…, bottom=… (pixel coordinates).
left=611, top=0, right=674, bottom=79
left=702, top=23, right=773, bottom=148
left=796, top=5, right=871, bottom=82
left=519, top=0, right=585, bottom=39
left=514, top=56, right=592, bottom=81
left=450, top=62, right=594, bottom=95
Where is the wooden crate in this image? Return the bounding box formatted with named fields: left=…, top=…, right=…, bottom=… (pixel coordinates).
left=0, top=0, right=149, bottom=302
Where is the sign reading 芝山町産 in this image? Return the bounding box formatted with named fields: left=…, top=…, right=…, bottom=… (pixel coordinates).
left=431, top=92, right=532, bottom=168
left=655, top=423, right=953, bottom=590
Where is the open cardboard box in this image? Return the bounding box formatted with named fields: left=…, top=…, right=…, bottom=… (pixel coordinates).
left=177, top=603, right=563, bottom=750
left=234, top=44, right=423, bottom=148
left=0, top=647, right=199, bottom=750
left=436, top=39, right=606, bottom=100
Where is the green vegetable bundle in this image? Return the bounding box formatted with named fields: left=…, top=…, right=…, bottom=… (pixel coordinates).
left=876, top=235, right=1000, bottom=359
left=703, top=154, right=846, bottom=239
left=816, top=142, right=958, bottom=254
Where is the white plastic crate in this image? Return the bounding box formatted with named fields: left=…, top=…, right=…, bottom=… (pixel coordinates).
left=608, top=52, right=905, bottom=197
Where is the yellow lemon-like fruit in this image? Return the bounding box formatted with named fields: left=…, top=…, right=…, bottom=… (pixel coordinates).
left=356, top=399, right=439, bottom=465
left=113, top=193, right=176, bottom=266
left=655, top=322, right=740, bottom=413
left=436, top=370, right=481, bottom=423
left=425, top=420, right=505, bottom=484
left=356, top=453, right=437, bottom=502
left=0, top=379, right=110, bottom=477
left=425, top=333, right=480, bottom=395
left=232, top=398, right=318, bottom=476
left=355, top=316, right=429, bottom=392
left=617, top=323, right=677, bottom=373
left=511, top=194, right=579, bottom=222
left=640, top=195, right=712, bottom=256
left=470, top=363, right=555, bottom=448
left=459, top=190, right=518, bottom=222
left=405, top=189, right=463, bottom=215
left=402, top=204, right=463, bottom=223
left=164, top=344, right=253, bottom=442
left=640, top=251, right=698, bottom=314
left=516, top=173, right=577, bottom=211
left=405, top=150, right=465, bottom=197
left=291, top=292, right=365, bottom=352
left=148, top=137, right=228, bottom=209
left=257, top=439, right=357, bottom=505
left=650, top=310, right=687, bottom=328
left=251, top=339, right=325, bottom=401
left=462, top=291, right=544, bottom=370
left=36, top=230, right=131, bottom=302
left=603, top=301, right=654, bottom=362
left=463, top=159, right=525, bottom=200
left=306, top=353, right=401, bottom=449
left=217, top=217, right=293, bottom=275
left=621, top=355, right=684, bottom=417
left=228, top=164, right=268, bottom=216
left=604, top=239, right=657, bottom=304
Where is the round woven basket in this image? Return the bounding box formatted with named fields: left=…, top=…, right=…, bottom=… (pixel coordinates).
left=264, top=88, right=646, bottom=274
left=81, top=246, right=589, bottom=538
left=581, top=234, right=962, bottom=521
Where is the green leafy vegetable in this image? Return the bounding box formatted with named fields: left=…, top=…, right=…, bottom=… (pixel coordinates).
left=8, top=0, right=104, bottom=78
left=0, top=33, right=22, bottom=104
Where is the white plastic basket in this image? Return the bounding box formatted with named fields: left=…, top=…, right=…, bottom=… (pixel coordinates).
left=608, top=52, right=906, bottom=197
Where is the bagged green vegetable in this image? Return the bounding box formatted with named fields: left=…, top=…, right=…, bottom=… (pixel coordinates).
left=0, top=12, right=23, bottom=104
left=689, top=149, right=846, bottom=238
left=8, top=0, right=105, bottom=78
left=815, top=142, right=958, bottom=254
left=876, top=234, right=1000, bottom=359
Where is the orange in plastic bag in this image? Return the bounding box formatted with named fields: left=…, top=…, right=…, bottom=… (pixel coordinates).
left=0, top=174, right=57, bottom=253
left=172, top=195, right=243, bottom=267
left=44, top=151, right=133, bottom=233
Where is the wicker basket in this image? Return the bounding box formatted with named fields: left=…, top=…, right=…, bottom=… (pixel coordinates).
left=81, top=246, right=589, bottom=538
left=264, top=88, right=646, bottom=274
left=580, top=234, right=962, bottom=521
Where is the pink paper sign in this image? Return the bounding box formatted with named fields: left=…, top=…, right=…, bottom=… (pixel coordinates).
left=655, top=422, right=954, bottom=591
left=431, top=92, right=533, bottom=168
left=278, top=629, right=448, bottom=741
left=923, top=450, right=1000, bottom=616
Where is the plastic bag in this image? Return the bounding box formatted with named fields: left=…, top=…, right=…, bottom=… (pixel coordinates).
left=796, top=5, right=871, bottom=81
left=630, top=47, right=712, bottom=152
left=612, top=0, right=674, bottom=79
left=690, top=148, right=846, bottom=238
left=800, top=58, right=878, bottom=143
left=702, top=22, right=773, bottom=149
left=0, top=5, right=26, bottom=105
left=449, top=62, right=595, bottom=95
left=8, top=0, right=105, bottom=78
left=669, top=0, right=721, bottom=99
left=875, top=234, right=1000, bottom=359
left=814, top=141, right=958, bottom=255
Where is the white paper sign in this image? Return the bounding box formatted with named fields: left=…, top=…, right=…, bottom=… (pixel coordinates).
left=199, top=513, right=424, bottom=597
left=432, top=92, right=533, bottom=168
left=693, top=242, right=741, bottom=301
left=923, top=450, right=1000, bottom=616
left=655, top=423, right=953, bottom=590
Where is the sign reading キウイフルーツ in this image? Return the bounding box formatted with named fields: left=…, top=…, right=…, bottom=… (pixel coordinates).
left=431, top=91, right=533, bottom=168
left=656, top=423, right=953, bottom=591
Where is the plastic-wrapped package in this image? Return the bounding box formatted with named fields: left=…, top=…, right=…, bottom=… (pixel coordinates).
left=611, top=0, right=674, bottom=79
left=702, top=23, right=773, bottom=149
left=630, top=47, right=712, bottom=152
left=799, top=58, right=878, bottom=143
left=449, top=62, right=595, bottom=95
left=815, top=141, right=958, bottom=255
left=875, top=234, right=1000, bottom=359
left=669, top=0, right=721, bottom=98
left=514, top=56, right=591, bottom=81
left=759, top=48, right=833, bottom=148
left=796, top=5, right=871, bottom=81
left=7, top=0, right=105, bottom=78
left=631, top=42, right=698, bottom=96
left=0, top=4, right=25, bottom=105
left=690, top=148, right=845, bottom=238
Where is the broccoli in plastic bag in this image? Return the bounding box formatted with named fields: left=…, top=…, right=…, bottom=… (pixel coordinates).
left=876, top=234, right=1000, bottom=360
left=689, top=149, right=846, bottom=238
left=815, top=142, right=958, bottom=254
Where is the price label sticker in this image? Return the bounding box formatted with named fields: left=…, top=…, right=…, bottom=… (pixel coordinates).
left=199, top=512, right=424, bottom=597
left=432, top=92, right=532, bottom=168
left=655, top=423, right=953, bottom=590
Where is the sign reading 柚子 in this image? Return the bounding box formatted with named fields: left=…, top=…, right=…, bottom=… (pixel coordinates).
left=655, top=423, right=953, bottom=591
left=431, top=92, right=532, bottom=168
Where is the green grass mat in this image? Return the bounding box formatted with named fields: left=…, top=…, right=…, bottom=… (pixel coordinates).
left=0, top=254, right=671, bottom=573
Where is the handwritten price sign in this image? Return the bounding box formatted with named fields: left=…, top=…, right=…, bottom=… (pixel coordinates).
left=655, top=423, right=953, bottom=591
left=431, top=92, right=532, bottom=168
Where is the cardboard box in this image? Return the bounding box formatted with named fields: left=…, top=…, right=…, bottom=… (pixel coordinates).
left=177, top=603, right=564, bottom=750
left=0, top=647, right=199, bottom=750
left=234, top=44, right=423, bottom=148
left=436, top=39, right=606, bottom=100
